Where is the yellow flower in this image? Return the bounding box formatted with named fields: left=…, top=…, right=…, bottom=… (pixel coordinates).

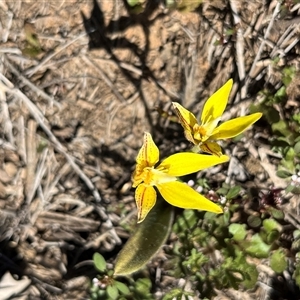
left=132, top=132, right=229, bottom=223
left=172, top=79, right=262, bottom=156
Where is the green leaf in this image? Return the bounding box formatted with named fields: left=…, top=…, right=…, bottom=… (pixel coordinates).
left=272, top=120, right=290, bottom=136
left=166, top=0, right=203, bottom=11
left=294, top=141, right=300, bottom=154
left=270, top=249, right=287, bottom=273
left=162, top=289, right=183, bottom=300
left=266, top=230, right=280, bottom=244
left=263, top=106, right=280, bottom=123
left=247, top=215, right=262, bottom=228
left=114, top=199, right=174, bottom=275
left=294, top=230, right=300, bottom=239
left=275, top=86, right=286, bottom=100
left=217, top=187, right=229, bottom=195
left=226, top=186, right=241, bottom=200
left=22, top=23, right=43, bottom=58
left=107, top=285, right=119, bottom=300
left=285, top=147, right=296, bottom=161
left=222, top=210, right=231, bottom=225
left=276, top=169, right=292, bottom=178
left=93, top=253, right=106, bottom=272
left=115, top=281, right=130, bottom=295
left=232, top=253, right=258, bottom=289
left=293, top=264, right=300, bottom=288
left=268, top=207, right=284, bottom=220
left=263, top=219, right=282, bottom=233
left=229, top=223, right=247, bottom=241
left=135, top=278, right=152, bottom=294
left=286, top=184, right=295, bottom=193
left=281, top=158, right=296, bottom=174
left=127, top=0, right=140, bottom=6
left=244, top=233, right=271, bottom=258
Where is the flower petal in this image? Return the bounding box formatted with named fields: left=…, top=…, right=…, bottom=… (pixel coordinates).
left=136, top=132, right=159, bottom=167
left=172, top=102, right=198, bottom=143
left=210, top=113, right=262, bottom=140
left=157, top=181, right=223, bottom=213
left=201, top=79, right=233, bottom=124
left=135, top=184, right=157, bottom=223
left=200, top=142, right=223, bottom=156
left=158, top=152, right=229, bottom=177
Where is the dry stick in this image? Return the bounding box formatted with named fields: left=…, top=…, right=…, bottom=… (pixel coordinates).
left=5, top=82, right=102, bottom=201
left=0, top=78, right=15, bottom=145
left=271, top=26, right=294, bottom=57
left=107, top=91, right=139, bottom=142
left=43, top=162, right=71, bottom=206
left=25, top=120, right=38, bottom=205
left=182, top=51, right=197, bottom=108
left=0, top=78, right=121, bottom=244
left=80, top=55, right=127, bottom=103
left=229, top=0, right=246, bottom=100
left=271, top=25, right=300, bottom=58
left=247, top=2, right=281, bottom=84
left=284, top=37, right=300, bottom=54
left=25, top=32, right=87, bottom=77
left=4, top=57, right=61, bottom=108
left=17, top=116, right=27, bottom=163
left=280, top=26, right=300, bottom=55
left=0, top=138, right=16, bottom=151
left=0, top=55, right=15, bottom=145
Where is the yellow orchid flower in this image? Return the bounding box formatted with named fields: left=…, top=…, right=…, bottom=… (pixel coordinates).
left=172, top=79, right=262, bottom=156
left=132, top=132, right=229, bottom=223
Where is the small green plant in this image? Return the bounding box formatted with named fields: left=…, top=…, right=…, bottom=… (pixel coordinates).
left=164, top=206, right=259, bottom=298
left=163, top=180, right=300, bottom=298
left=91, top=253, right=130, bottom=300
left=252, top=64, right=300, bottom=194
left=91, top=253, right=153, bottom=300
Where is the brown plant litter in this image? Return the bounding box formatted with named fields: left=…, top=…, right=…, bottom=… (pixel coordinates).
left=0, top=0, right=300, bottom=299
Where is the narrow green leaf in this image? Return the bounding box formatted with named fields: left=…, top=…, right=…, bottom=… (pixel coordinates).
left=93, top=253, right=106, bottom=272
left=114, top=199, right=174, bottom=275
left=268, top=207, right=284, bottom=220
left=276, top=169, right=292, bottom=178
left=226, top=186, right=241, bottom=199
left=286, top=184, right=295, bottom=193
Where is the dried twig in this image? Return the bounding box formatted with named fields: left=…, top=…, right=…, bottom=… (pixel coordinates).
left=25, top=32, right=87, bottom=77
left=4, top=57, right=61, bottom=107
left=80, top=55, right=127, bottom=103
left=0, top=69, right=122, bottom=244
left=229, top=0, right=246, bottom=100
left=0, top=76, right=101, bottom=202
left=247, top=2, right=281, bottom=82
